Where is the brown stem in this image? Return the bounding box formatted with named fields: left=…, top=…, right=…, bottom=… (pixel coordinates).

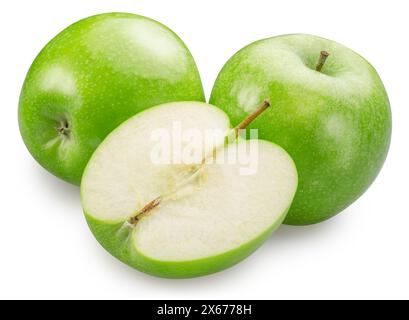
left=234, top=99, right=270, bottom=136
left=315, top=51, right=330, bottom=72
left=128, top=99, right=271, bottom=225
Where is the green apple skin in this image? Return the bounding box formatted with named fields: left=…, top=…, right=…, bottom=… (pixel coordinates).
left=84, top=208, right=288, bottom=279
left=19, top=12, right=205, bottom=185
left=210, top=34, right=392, bottom=225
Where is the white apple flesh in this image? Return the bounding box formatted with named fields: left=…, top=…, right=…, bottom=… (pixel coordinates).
left=81, top=102, right=298, bottom=278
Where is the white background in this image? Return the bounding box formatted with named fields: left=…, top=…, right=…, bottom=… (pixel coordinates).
left=0, top=0, right=408, bottom=300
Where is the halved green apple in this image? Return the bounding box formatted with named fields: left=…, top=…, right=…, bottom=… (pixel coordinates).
left=81, top=101, right=297, bottom=278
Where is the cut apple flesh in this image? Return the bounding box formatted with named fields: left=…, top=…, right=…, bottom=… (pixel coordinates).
left=81, top=102, right=298, bottom=277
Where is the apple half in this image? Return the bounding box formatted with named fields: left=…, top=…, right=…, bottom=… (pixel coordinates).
left=81, top=102, right=297, bottom=278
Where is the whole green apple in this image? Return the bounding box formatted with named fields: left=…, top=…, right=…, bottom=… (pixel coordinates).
left=19, top=12, right=205, bottom=185
left=210, top=34, right=391, bottom=225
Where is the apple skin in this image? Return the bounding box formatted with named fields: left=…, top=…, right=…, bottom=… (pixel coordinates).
left=84, top=208, right=288, bottom=279
left=19, top=12, right=205, bottom=185
left=210, top=34, right=392, bottom=225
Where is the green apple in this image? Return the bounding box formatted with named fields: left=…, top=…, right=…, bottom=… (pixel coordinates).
left=81, top=101, right=298, bottom=278
left=19, top=13, right=205, bottom=185
left=210, top=34, right=391, bottom=225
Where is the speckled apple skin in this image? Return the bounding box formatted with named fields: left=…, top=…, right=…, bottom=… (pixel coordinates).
left=210, top=34, right=391, bottom=225
left=19, top=13, right=205, bottom=185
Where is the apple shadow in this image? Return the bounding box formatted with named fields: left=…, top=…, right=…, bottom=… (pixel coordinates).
left=96, top=248, right=267, bottom=296
left=27, top=162, right=80, bottom=205
left=97, top=212, right=351, bottom=298
left=266, top=216, right=344, bottom=248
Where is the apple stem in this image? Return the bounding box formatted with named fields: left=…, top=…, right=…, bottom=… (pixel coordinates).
left=205, top=99, right=271, bottom=162
left=128, top=99, right=271, bottom=226
left=234, top=99, right=270, bottom=136
left=315, top=51, right=330, bottom=72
